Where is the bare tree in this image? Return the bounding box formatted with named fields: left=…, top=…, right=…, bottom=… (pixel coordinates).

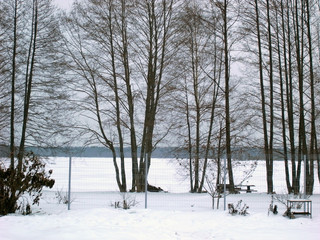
left=131, top=0, right=175, bottom=192
left=275, top=0, right=292, bottom=193
left=62, top=0, right=176, bottom=192
left=172, top=1, right=221, bottom=192
left=265, top=0, right=275, bottom=194
left=10, top=0, right=18, bottom=169
left=62, top=0, right=128, bottom=191
left=1, top=0, right=70, bottom=213
left=214, top=0, right=242, bottom=193
left=171, top=0, right=249, bottom=193
left=304, top=0, right=319, bottom=194
left=242, top=0, right=320, bottom=194
left=0, top=14, right=10, bottom=145
left=3, top=0, right=69, bottom=166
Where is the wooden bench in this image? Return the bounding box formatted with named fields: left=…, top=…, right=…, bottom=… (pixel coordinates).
left=217, top=184, right=257, bottom=193
left=236, top=185, right=256, bottom=193
left=216, top=184, right=241, bottom=194
left=286, top=199, right=312, bottom=218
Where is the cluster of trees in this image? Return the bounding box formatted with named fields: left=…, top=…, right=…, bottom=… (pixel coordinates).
left=0, top=0, right=319, bottom=196
left=241, top=0, right=320, bottom=195
left=0, top=0, right=62, bottom=214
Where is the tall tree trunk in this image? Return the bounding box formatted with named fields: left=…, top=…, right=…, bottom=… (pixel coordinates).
left=293, top=0, right=306, bottom=195
left=216, top=121, right=224, bottom=186
left=281, top=0, right=295, bottom=194
left=266, top=0, right=274, bottom=194
left=223, top=0, right=235, bottom=193
left=275, top=2, right=292, bottom=193
left=108, top=2, right=126, bottom=192
left=119, top=0, right=138, bottom=192
left=10, top=0, right=18, bottom=170
left=184, top=77, right=194, bottom=192
left=285, top=0, right=299, bottom=193
left=254, top=0, right=269, bottom=194
left=18, top=0, right=38, bottom=173
left=305, top=0, right=315, bottom=194
left=191, top=22, right=200, bottom=192
left=8, top=0, right=19, bottom=213
left=199, top=35, right=222, bottom=192
left=137, top=0, right=172, bottom=192
left=89, top=60, right=123, bottom=192
left=138, top=0, right=157, bottom=191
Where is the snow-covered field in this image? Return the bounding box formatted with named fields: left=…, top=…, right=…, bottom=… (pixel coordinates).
left=1, top=158, right=319, bottom=240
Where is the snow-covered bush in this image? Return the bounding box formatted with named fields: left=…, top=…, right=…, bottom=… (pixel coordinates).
left=228, top=200, right=249, bottom=216
left=0, top=152, right=55, bottom=215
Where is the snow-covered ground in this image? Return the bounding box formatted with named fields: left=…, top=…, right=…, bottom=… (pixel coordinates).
left=1, top=158, right=319, bottom=240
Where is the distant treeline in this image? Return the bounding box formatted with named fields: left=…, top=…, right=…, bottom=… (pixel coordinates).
left=0, top=145, right=176, bottom=158
left=0, top=145, right=288, bottom=160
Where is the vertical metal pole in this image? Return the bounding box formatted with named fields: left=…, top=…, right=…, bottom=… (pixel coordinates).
left=223, top=155, right=227, bottom=211
left=68, top=156, right=72, bottom=210
left=145, top=153, right=148, bottom=209
left=304, top=154, right=306, bottom=199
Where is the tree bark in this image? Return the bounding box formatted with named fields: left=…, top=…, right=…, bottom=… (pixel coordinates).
left=221, top=0, right=235, bottom=193
left=10, top=0, right=18, bottom=169
left=275, top=2, right=292, bottom=193
left=199, top=32, right=222, bottom=192
left=107, top=2, right=127, bottom=192
left=18, top=0, right=39, bottom=173
left=305, top=0, right=316, bottom=194
left=285, top=0, right=299, bottom=194
left=266, top=0, right=274, bottom=194
left=184, top=77, right=194, bottom=192
left=292, top=0, right=306, bottom=195
left=118, top=0, right=138, bottom=192
left=137, top=0, right=173, bottom=192
left=254, top=0, right=273, bottom=193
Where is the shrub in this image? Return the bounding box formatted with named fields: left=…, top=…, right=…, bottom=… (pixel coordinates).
left=111, top=192, right=138, bottom=210
left=228, top=200, right=249, bottom=216
left=55, top=188, right=74, bottom=205
left=268, top=194, right=278, bottom=215
left=0, top=152, right=55, bottom=215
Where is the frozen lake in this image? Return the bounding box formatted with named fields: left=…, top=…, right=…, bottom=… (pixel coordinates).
left=47, top=157, right=320, bottom=194
left=1, top=157, right=319, bottom=240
